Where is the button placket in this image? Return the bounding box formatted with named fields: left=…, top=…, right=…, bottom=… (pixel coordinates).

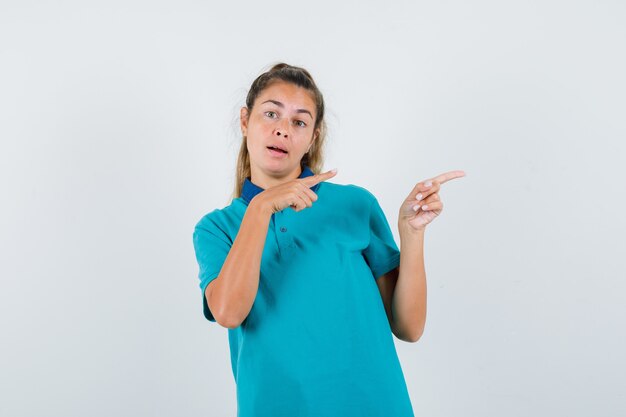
left=275, top=209, right=296, bottom=255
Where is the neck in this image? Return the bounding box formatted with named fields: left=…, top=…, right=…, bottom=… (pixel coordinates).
left=250, top=164, right=303, bottom=190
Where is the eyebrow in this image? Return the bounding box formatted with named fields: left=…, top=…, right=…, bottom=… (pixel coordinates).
left=261, top=99, right=313, bottom=119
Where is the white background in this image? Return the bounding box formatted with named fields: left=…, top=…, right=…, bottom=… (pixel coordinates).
left=1, top=1, right=625, bottom=416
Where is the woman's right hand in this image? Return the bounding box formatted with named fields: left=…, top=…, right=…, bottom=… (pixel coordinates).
left=255, top=169, right=337, bottom=214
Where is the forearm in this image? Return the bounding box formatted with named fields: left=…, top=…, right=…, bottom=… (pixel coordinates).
left=209, top=198, right=272, bottom=327
left=392, top=226, right=427, bottom=341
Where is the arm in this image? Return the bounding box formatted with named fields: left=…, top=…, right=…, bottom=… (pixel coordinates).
left=378, top=171, right=463, bottom=342
left=207, top=198, right=272, bottom=328
left=377, top=227, right=427, bottom=342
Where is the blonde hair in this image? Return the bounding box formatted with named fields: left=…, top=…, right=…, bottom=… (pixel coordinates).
left=230, top=62, right=328, bottom=202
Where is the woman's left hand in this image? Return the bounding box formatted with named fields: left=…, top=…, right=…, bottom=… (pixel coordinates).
left=399, top=170, right=466, bottom=232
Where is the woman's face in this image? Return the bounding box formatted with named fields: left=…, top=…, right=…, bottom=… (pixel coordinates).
left=241, top=81, right=319, bottom=177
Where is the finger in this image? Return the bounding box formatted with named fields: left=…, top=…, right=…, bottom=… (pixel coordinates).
left=298, top=186, right=315, bottom=208
left=421, top=193, right=440, bottom=204
left=301, top=168, right=337, bottom=187
left=412, top=193, right=440, bottom=210
left=293, top=183, right=315, bottom=209
left=415, top=182, right=441, bottom=200
left=419, top=201, right=443, bottom=212
left=430, top=170, right=466, bottom=185
left=290, top=193, right=308, bottom=211
left=291, top=189, right=313, bottom=211
left=414, top=170, right=464, bottom=195
left=298, top=182, right=318, bottom=203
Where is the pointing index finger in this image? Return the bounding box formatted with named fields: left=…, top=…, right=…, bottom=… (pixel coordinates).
left=301, top=169, right=338, bottom=187
left=430, top=170, right=466, bottom=185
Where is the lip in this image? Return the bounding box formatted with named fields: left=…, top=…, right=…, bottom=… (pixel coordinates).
left=267, top=144, right=288, bottom=153
left=267, top=147, right=289, bottom=158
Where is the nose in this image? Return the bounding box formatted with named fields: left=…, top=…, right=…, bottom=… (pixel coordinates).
left=274, top=120, right=289, bottom=138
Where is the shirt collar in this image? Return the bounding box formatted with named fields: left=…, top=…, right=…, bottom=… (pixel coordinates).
left=241, top=165, right=320, bottom=204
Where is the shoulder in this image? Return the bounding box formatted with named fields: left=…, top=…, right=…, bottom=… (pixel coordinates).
left=318, top=181, right=377, bottom=205
left=315, top=182, right=380, bottom=222
left=193, top=198, right=246, bottom=238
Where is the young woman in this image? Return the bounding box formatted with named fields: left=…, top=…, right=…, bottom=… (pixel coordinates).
left=193, top=62, right=465, bottom=416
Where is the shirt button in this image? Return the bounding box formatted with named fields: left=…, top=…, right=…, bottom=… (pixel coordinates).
left=280, top=227, right=287, bottom=232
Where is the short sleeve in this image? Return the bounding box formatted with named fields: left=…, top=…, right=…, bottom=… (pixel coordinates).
left=192, top=216, right=232, bottom=322
left=362, top=196, right=401, bottom=280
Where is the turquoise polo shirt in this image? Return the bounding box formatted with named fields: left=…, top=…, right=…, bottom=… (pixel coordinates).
left=192, top=164, right=415, bottom=417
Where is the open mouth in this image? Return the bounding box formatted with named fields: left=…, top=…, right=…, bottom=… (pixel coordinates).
left=267, top=146, right=288, bottom=154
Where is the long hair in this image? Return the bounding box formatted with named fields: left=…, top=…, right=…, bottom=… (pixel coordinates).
left=230, top=62, right=328, bottom=202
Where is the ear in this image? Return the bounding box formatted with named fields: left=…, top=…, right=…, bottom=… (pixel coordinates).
left=310, top=128, right=320, bottom=149
left=240, top=107, right=249, bottom=135
left=307, top=132, right=318, bottom=153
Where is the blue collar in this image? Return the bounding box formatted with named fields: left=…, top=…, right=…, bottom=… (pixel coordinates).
left=241, top=165, right=320, bottom=204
